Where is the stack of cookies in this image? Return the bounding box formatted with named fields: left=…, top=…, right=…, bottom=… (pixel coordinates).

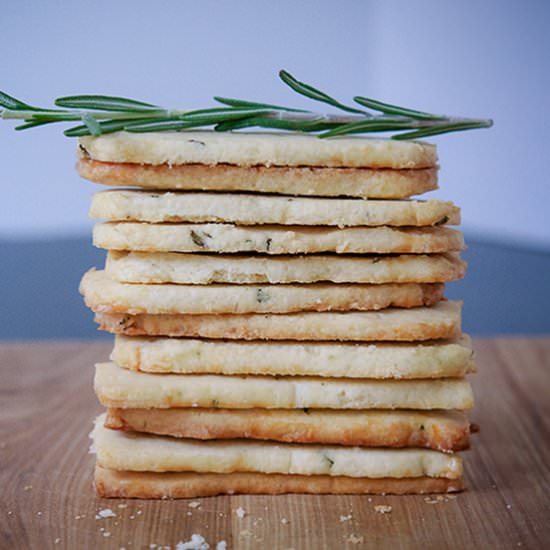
left=79, top=131, right=475, bottom=498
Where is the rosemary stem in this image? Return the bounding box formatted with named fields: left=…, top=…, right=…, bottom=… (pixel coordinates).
left=267, top=111, right=364, bottom=124
left=242, top=111, right=492, bottom=129
left=0, top=70, right=493, bottom=139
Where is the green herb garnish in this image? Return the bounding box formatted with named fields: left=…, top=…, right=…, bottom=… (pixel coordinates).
left=0, top=70, right=492, bottom=139
left=190, top=230, right=207, bottom=248
left=323, top=454, right=335, bottom=468
left=256, top=289, right=271, bottom=303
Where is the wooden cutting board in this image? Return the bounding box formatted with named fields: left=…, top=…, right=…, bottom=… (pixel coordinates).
left=1, top=338, right=549, bottom=549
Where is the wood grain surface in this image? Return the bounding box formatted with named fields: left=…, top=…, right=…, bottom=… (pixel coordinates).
left=1, top=338, right=549, bottom=549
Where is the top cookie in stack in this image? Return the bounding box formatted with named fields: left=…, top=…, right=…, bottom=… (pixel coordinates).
left=80, top=131, right=473, bottom=499
left=78, top=131, right=438, bottom=197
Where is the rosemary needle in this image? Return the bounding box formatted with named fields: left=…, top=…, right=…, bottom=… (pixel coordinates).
left=0, top=71, right=493, bottom=139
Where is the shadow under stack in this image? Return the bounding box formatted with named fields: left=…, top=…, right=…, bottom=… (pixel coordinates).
left=79, top=131, right=475, bottom=498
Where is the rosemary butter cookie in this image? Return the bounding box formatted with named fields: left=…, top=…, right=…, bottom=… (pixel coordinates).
left=95, top=300, right=462, bottom=341
left=105, top=408, right=471, bottom=451
left=78, top=156, right=438, bottom=198
left=105, top=250, right=465, bottom=285
left=89, top=190, right=460, bottom=227
left=77, top=157, right=437, bottom=198
left=94, top=362, right=473, bottom=410
left=81, top=270, right=443, bottom=315
left=94, top=222, right=465, bottom=254
left=95, top=466, right=463, bottom=498
left=92, top=415, right=463, bottom=476
left=111, top=334, right=475, bottom=379
left=79, top=131, right=437, bottom=168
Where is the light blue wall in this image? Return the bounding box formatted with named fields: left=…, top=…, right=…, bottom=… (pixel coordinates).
left=1, top=0, right=377, bottom=236
left=1, top=0, right=549, bottom=248
left=367, top=0, right=550, bottom=249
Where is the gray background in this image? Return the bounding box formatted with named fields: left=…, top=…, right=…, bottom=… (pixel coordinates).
left=1, top=0, right=549, bottom=339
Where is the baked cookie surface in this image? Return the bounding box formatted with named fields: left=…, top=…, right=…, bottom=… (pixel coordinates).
left=89, top=190, right=460, bottom=227
left=79, top=131, right=437, bottom=168
left=95, top=466, right=464, bottom=498
left=94, top=222, right=465, bottom=254
left=111, top=334, right=474, bottom=378
left=81, top=270, right=444, bottom=315
left=78, top=157, right=438, bottom=198
left=104, top=251, right=465, bottom=285
left=95, top=300, right=463, bottom=341
left=94, top=362, right=474, bottom=410
left=105, top=407, right=471, bottom=451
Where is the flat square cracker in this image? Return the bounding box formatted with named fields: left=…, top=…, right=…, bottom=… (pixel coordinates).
left=104, top=251, right=466, bottom=285
left=89, top=190, right=459, bottom=227
left=93, top=222, right=465, bottom=255
left=94, top=300, right=463, bottom=341
left=79, top=131, right=437, bottom=168
left=105, top=408, right=471, bottom=451
left=81, top=269, right=445, bottom=315
left=94, top=362, right=474, bottom=410
left=78, top=157, right=438, bottom=198
left=95, top=465, right=464, bottom=498
left=111, top=334, right=475, bottom=378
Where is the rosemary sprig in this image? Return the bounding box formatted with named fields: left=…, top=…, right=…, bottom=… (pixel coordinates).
left=0, top=71, right=492, bottom=139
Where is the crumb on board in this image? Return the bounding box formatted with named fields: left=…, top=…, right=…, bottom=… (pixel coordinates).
left=235, top=507, right=246, bottom=518
left=374, top=505, right=392, bottom=514
left=346, top=534, right=364, bottom=544
left=144, top=535, right=225, bottom=550
left=281, top=518, right=289, bottom=525
left=24, top=485, right=33, bottom=491
left=339, top=514, right=352, bottom=522
left=118, top=504, right=128, bottom=509
left=188, top=501, right=201, bottom=509
left=96, top=508, right=116, bottom=519
left=54, top=538, right=60, bottom=545
left=424, top=495, right=456, bottom=504
left=175, top=534, right=210, bottom=550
